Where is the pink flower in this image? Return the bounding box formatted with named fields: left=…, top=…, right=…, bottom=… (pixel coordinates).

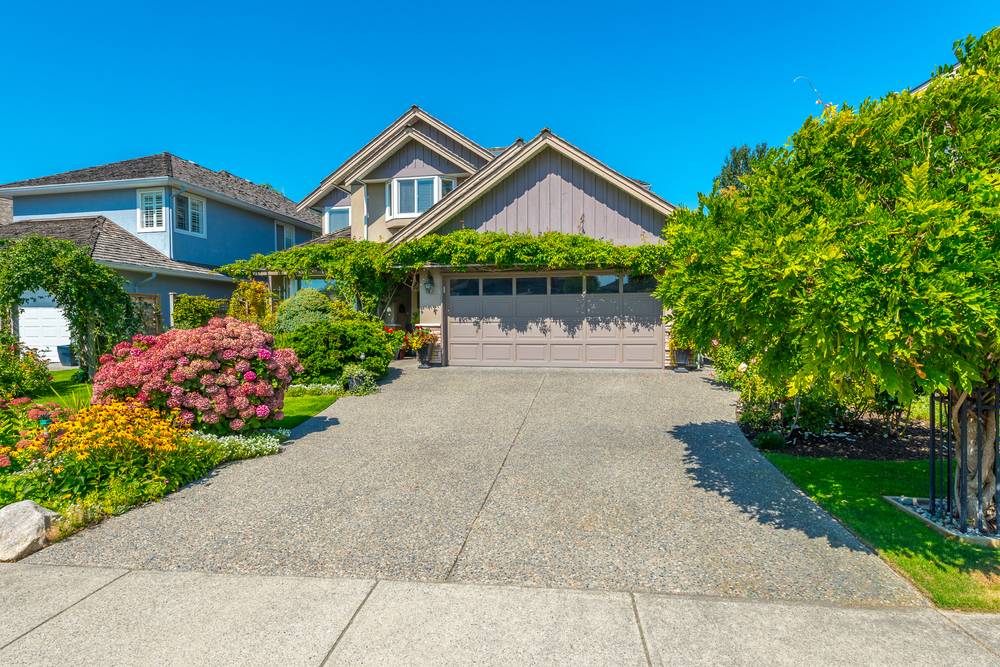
left=229, top=418, right=245, bottom=431
left=274, top=411, right=284, bottom=421
left=257, top=348, right=272, bottom=360
left=243, top=370, right=257, bottom=382
left=179, top=411, right=195, bottom=426
left=0, top=455, right=10, bottom=468
left=255, top=404, right=270, bottom=419
left=27, top=408, right=45, bottom=421
left=10, top=397, right=31, bottom=406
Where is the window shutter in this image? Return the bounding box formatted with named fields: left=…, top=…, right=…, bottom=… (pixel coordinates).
left=141, top=191, right=164, bottom=229
left=190, top=198, right=203, bottom=234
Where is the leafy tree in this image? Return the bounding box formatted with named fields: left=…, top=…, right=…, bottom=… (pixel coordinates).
left=0, top=236, right=139, bottom=377
left=274, top=288, right=339, bottom=334
left=226, top=281, right=276, bottom=330
left=715, top=142, right=769, bottom=191
left=655, top=30, right=1000, bottom=520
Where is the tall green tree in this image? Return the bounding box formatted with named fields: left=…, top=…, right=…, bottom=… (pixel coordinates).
left=714, top=142, right=769, bottom=191
left=656, top=30, right=1000, bottom=518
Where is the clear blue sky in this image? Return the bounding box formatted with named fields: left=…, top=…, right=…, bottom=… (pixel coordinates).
left=1, top=2, right=996, bottom=208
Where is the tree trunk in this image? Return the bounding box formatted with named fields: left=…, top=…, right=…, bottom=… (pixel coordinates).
left=950, top=388, right=998, bottom=529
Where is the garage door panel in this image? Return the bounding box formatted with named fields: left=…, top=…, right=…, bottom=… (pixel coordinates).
left=550, top=344, right=584, bottom=362
left=448, top=343, right=481, bottom=361
left=623, top=343, right=659, bottom=362
left=586, top=344, right=620, bottom=362
left=550, top=296, right=585, bottom=318
left=449, top=297, right=483, bottom=318
left=515, top=344, right=548, bottom=362
left=549, top=319, right=585, bottom=340
left=445, top=274, right=663, bottom=368
left=482, top=343, right=515, bottom=362
left=448, top=321, right=480, bottom=339
left=514, top=297, right=548, bottom=319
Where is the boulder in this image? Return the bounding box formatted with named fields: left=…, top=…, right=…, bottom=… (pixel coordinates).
left=0, top=500, right=61, bottom=562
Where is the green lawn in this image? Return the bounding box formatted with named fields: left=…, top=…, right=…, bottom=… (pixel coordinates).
left=33, top=369, right=336, bottom=430
left=766, top=453, right=1000, bottom=611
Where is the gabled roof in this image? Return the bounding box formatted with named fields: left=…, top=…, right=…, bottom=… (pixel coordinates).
left=340, top=127, right=478, bottom=184
left=0, top=217, right=230, bottom=281
left=297, top=106, right=494, bottom=211
left=0, top=153, right=320, bottom=228
left=389, top=130, right=677, bottom=246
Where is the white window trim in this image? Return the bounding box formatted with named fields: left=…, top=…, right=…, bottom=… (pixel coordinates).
left=323, top=206, right=351, bottom=235
left=174, top=192, right=208, bottom=238
left=136, top=188, right=166, bottom=233
left=274, top=221, right=296, bottom=251
left=387, top=175, right=459, bottom=221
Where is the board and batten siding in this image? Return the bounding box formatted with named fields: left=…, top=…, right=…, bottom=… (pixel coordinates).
left=439, top=148, right=665, bottom=245
left=368, top=139, right=468, bottom=180
left=412, top=119, right=490, bottom=170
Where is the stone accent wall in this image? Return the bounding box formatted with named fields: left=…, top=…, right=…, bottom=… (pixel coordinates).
left=0, top=197, right=12, bottom=226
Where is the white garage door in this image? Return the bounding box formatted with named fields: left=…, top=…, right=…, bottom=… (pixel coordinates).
left=445, top=273, right=663, bottom=368
left=17, top=292, right=71, bottom=364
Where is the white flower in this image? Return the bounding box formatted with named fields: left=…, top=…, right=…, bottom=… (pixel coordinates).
left=738, top=362, right=748, bottom=373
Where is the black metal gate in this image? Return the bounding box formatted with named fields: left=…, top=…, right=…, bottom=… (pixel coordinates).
left=929, top=385, right=1000, bottom=536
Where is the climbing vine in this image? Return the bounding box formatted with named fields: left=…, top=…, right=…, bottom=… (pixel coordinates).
left=0, top=235, right=140, bottom=377
left=218, top=230, right=671, bottom=316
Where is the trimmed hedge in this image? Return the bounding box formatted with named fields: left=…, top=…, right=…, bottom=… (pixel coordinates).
left=276, top=319, right=403, bottom=383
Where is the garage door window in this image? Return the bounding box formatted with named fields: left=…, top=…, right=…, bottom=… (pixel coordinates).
left=482, top=278, right=513, bottom=296
left=450, top=278, right=480, bottom=296
left=516, top=277, right=547, bottom=295
left=550, top=276, right=583, bottom=294
left=586, top=275, right=620, bottom=294
left=622, top=275, right=657, bottom=293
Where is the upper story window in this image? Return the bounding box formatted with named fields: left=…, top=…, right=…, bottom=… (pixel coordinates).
left=137, top=188, right=165, bottom=232
left=175, top=193, right=206, bottom=237
left=324, top=206, right=350, bottom=234
left=388, top=176, right=457, bottom=219
left=275, top=222, right=296, bottom=250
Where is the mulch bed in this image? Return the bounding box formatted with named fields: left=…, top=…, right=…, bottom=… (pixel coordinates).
left=743, top=419, right=932, bottom=461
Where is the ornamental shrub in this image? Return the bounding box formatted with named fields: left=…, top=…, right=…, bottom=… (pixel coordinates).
left=92, top=317, right=303, bottom=433
left=277, top=318, right=404, bottom=383
left=274, top=288, right=336, bottom=334
left=0, top=333, right=51, bottom=397
left=227, top=281, right=276, bottom=330
left=173, top=294, right=227, bottom=329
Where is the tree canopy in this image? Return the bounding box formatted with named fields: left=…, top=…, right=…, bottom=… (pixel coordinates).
left=655, top=30, right=1000, bottom=402
left=0, top=235, right=139, bottom=376
left=715, top=142, right=769, bottom=191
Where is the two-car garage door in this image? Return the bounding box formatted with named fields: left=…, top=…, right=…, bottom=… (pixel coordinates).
left=445, top=273, right=663, bottom=368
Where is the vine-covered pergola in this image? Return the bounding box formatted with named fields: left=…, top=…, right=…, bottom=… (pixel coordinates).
left=0, top=235, right=138, bottom=377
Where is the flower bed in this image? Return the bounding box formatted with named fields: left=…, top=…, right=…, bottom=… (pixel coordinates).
left=92, top=317, right=302, bottom=433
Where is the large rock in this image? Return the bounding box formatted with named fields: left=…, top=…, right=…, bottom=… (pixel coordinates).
left=0, top=500, right=61, bottom=561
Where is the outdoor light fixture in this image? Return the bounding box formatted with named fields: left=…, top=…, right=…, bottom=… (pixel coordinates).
left=422, top=275, right=435, bottom=293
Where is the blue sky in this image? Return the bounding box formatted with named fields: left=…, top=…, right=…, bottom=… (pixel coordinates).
left=1, top=2, right=996, bottom=208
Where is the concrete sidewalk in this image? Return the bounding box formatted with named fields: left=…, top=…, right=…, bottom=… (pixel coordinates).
left=1, top=563, right=996, bottom=666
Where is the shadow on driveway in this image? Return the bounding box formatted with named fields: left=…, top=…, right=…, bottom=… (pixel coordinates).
left=672, top=420, right=864, bottom=552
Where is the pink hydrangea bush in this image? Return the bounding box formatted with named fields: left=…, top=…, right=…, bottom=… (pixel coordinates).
left=93, top=317, right=303, bottom=433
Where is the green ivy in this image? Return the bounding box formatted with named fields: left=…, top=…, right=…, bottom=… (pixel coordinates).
left=172, top=294, right=226, bottom=329
left=219, top=230, right=671, bottom=316
left=0, top=235, right=139, bottom=377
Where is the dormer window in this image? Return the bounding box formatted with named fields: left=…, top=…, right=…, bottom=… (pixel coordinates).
left=324, top=206, right=350, bottom=234
left=389, top=176, right=457, bottom=219
left=175, top=193, right=206, bottom=237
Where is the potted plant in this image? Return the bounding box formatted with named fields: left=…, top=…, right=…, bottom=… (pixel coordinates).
left=408, top=327, right=438, bottom=369
left=668, top=335, right=697, bottom=370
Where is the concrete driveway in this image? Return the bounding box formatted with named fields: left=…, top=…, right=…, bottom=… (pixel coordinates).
left=27, top=363, right=922, bottom=607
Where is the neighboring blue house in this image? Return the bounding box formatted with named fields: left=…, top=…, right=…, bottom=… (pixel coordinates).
left=0, top=153, right=320, bottom=362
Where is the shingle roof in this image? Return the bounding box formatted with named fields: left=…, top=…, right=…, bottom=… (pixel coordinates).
left=0, top=217, right=227, bottom=279
left=296, top=226, right=352, bottom=246
left=0, top=153, right=320, bottom=228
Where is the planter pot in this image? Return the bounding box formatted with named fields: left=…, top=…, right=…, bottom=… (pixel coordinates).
left=671, top=348, right=692, bottom=368
left=417, top=346, right=432, bottom=368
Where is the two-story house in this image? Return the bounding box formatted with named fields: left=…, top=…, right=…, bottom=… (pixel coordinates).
left=0, top=153, right=319, bottom=362
left=297, top=107, right=676, bottom=368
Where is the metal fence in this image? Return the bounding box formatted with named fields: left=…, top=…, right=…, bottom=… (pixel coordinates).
left=929, top=385, right=1000, bottom=536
